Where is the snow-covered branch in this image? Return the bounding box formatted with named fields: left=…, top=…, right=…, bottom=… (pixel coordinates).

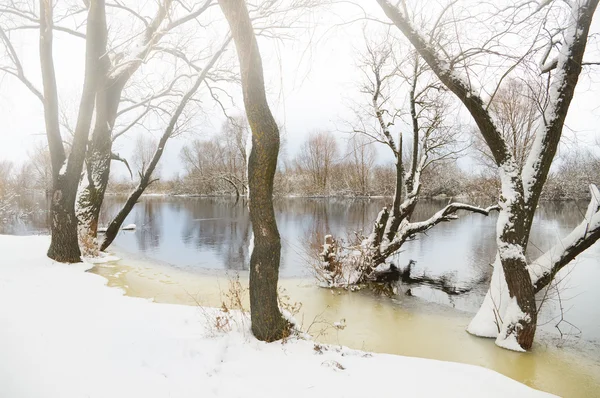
left=374, top=202, right=499, bottom=264
left=522, top=0, right=599, bottom=205
left=406, top=203, right=500, bottom=236
left=530, top=184, right=600, bottom=293
left=375, top=0, right=511, bottom=167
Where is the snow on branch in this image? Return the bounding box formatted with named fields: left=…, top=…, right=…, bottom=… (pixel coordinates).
left=375, top=202, right=499, bottom=263
left=530, top=184, right=600, bottom=293
left=405, top=203, right=500, bottom=236
left=375, top=0, right=511, bottom=167
left=522, top=0, right=599, bottom=204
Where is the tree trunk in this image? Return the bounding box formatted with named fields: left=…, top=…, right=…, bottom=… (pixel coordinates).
left=468, top=165, right=537, bottom=350
left=40, top=0, right=108, bottom=262
left=385, top=147, right=403, bottom=242
left=47, top=176, right=81, bottom=262
left=100, top=183, right=144, bottom=251
left=219, top=0, right=288, bottom=342
left=76, top=82, right=122, bottom=255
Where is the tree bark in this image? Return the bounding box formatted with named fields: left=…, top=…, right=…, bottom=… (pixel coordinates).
left=76, top=0, right=180, bottom=252
left=218, top=0, right=288, bottom=342
left=375, top=0, right=598, bottom=351
left=41, top=0, right=107, bottom=262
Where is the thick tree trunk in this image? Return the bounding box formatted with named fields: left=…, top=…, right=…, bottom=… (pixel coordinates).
left=219, top=0, right=288, bottom=342
left=76, top=82, right=122, bottom=255
left=487, top=165, right=537, bottom=350
left=41, top=0, right=108, bottom=262
left=47, top=176, right=81, bottom=262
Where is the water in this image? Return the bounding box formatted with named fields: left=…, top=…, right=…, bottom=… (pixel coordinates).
left=3, top=195, right=600, bottom=342
left=3, top=194, right=600, bottom=397
left=91, top=257, right=600, bottom=398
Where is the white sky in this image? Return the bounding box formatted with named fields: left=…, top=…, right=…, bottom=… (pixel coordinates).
left=0, top=1, right=599, bottom=179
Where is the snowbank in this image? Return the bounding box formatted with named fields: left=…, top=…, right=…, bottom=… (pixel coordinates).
left=0, top=235, right=555, bottom=398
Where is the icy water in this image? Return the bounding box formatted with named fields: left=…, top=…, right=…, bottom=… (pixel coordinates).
left=3, top=195, right=600, bottom=342
left=100, top=196, right=600, bottom=343
left=4, top=195, right=600, bottom=396
left=91, top=256, right=600, bottom=398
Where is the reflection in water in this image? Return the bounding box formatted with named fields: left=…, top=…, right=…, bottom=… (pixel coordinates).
left=6, top=195, right=600, bottom=343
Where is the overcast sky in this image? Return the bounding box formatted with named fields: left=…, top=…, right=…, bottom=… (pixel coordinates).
left=1, top=1, right=599, bottom=180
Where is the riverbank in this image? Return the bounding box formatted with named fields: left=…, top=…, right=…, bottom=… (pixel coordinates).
left=0, top=234, right=559, bottom=398
left=94, top=248, right=600, bottom=398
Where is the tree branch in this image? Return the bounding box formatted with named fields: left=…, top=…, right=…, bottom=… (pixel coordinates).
left=531, top=184, right=600, bottom=293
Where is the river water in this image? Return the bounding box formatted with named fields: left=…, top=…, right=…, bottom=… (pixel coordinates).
left=3, top=195, right=600, bottom=397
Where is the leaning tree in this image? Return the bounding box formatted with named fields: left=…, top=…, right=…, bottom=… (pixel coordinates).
left=318, top=32, right=498, bottom=288
left=376, top=0, right=600, bottom=350
left=0, top=0, right=228, bottom=260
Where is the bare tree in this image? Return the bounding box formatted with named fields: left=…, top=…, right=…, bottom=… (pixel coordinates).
left=295, top=131, right=338, bottom=194
left=0, top=0, right=222, bottom=260
left=0, top=0, right=110, bottom=262
left=376, top=0, right=600, bottom=350
left=345, top=134, right=376, bottom=195
left=179, top=118, right=249, bottom=198
left=473, top=78, right=543, bottom=173
left=319, top=34, right=497, bottom=287
left=75, top=0, right=218, bottom=254
left=100, top=38, right=231, bottom=250
left=131, top=134, right=160, bottom=179
left=27, top=143, right=52, bottom=193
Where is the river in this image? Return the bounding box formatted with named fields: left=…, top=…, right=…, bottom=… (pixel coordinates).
left=2, top=195, right=600, bottom=397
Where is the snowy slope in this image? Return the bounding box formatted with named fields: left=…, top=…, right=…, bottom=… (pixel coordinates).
left=0, top=235, right=555, bottom=398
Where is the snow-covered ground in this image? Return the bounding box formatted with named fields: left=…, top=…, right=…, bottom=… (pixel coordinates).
left=0, top=235, right=555, bottom=398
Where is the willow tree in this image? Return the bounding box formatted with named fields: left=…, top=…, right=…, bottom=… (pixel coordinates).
left=376, top=0, right=600, bottom=351
left=218, top=0, right=289, bottom=341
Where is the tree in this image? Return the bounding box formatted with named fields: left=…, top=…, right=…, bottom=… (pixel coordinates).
left=1, top=0, right=228, bottom=259
left=376, top=0, right=600, bottom=350
left=75, top=0, right=216, bottom=254
left=34, top=0, right=107, bottom=262
left=27, top=143, right=52, bottom=192
left=319, top=33, right=497, bottom=287
left=131, top=134, right=160, bottom=180
left=100, top=38, right=231, bottom=251
left=218, top=0, right=289, bottom=341
left=179, top=117, right=249, bottom=198
left=472, top=78, right=543, bottom=173
left=346, top=135, right=376, bottom=195
left=295, top=131, right=338, bottom=194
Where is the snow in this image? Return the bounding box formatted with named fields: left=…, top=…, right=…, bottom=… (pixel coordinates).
left=495, top=297, right=528, bottom=352
left=528, top=184, right=600, bottom=284
left=0, top=235, right=556, bottom=398
left=522, top=1, right=586, bottom=201
left=122, top=223, right=136, bottom=231
left=467, top=254, right=510, bottom=338
left=58, top=160, right=67, bottom=177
